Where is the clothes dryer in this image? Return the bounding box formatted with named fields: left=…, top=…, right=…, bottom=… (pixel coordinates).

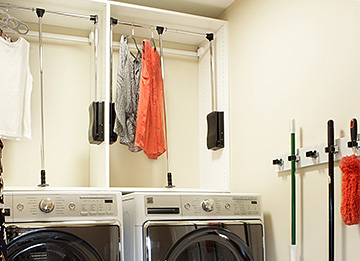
left=122, top=192, right=265, bottom=261
left=3, top=189, right=123, bottom=260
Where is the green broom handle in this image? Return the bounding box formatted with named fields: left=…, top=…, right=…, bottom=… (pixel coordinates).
left=291, top=131, right=296, bottom=245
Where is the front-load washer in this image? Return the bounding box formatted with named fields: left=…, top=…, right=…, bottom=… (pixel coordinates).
left=3, top=189, right=123, bottom=260
left=122, top=192, right=265, bottom=261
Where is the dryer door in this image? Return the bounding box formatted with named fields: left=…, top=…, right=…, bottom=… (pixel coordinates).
left=7, top=230, right=102, bottom=260
left=144, top=220, right=263, bottom=261
left=164, top=227, right=254, bottom=261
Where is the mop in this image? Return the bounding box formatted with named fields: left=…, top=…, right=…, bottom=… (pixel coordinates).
left=325, top=119, right=335, bottom=261
left=289, top=119, right=296, bottom=261
left=339, top=118, right=360, bottom=225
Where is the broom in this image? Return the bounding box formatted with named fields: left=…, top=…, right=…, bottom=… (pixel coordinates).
left=289, top=119, right=296, bottom=261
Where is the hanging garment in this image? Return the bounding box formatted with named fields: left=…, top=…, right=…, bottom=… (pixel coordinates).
left=339, top=154, right=360, bottom=225
left=0, top=36, right=33, bottom=140
left=114, top=35, right=142, bottom=152
left=135, top=40, right=166, bottom=159
left=0, top=29, right=10, bottom=42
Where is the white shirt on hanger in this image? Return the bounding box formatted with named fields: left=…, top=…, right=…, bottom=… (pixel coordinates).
left=0, top=36, right=33, bottom=140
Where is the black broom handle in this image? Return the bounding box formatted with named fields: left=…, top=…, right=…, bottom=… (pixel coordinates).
left=327, top=119, right=334, bottom=261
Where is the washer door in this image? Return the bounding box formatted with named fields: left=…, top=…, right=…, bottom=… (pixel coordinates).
left=7, top=230, right=102, bottom=260
left=164, top=227, right=254, bottom=261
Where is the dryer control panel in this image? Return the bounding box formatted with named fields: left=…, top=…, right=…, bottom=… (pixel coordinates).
left=143, top=193, right=262, bottom=218
left=181, top=195, right=261, bottom=217
left=4, top=191, right=119, bottom=222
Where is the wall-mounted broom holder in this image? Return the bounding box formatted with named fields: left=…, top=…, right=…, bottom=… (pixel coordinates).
left=273, top=135, right=358, bottom=173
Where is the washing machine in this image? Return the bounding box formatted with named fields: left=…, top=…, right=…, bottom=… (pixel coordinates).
left=122, top=192, right=265, bottom=261
left=3, top=189, right=123, bottom=260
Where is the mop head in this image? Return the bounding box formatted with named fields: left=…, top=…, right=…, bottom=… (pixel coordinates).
left=339, top=154, right=360, bottom=225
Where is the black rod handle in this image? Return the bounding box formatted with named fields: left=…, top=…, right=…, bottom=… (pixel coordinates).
left=351, top=118, right=357, bottom=144
left=328, top=119, right=334, bottom=147
left=166, top=172, right=175, bottom=188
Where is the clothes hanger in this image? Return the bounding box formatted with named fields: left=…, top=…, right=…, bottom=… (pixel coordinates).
left=0, top=9, right=29, bottom=36
left=127, top=24, right=140, bottom=58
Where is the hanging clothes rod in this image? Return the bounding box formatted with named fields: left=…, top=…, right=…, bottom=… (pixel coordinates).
left=27, top=31, right=90, bottom=44
left=0, top=3, right=91, bottom=20
left=113, top=18, right=209, bottom=38
left=112, top=41, right=198, bottom=57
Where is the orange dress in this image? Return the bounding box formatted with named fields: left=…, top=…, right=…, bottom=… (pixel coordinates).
left=134, top=40, right=166, bottom=159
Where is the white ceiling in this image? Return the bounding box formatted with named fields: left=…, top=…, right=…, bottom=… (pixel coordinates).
left=112, top=0, right=235, bottom=18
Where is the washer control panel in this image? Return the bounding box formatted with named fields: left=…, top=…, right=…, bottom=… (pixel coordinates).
left=4, top=192, right=119, bottom=221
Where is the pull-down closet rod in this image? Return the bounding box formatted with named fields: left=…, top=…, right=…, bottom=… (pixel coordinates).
left=113, top=19, right=209, bottom=38
left=0, top=3, right=91, bottom=20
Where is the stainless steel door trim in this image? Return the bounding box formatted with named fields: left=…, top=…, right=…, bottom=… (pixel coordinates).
left=143, top=219, right=263, bottom=229
left=6, top=220, right=121, bottom=229
left=142, top=219, right=263, bottom=261
left=6, top=220, right=122, bottom=260
left=6, top=220, right=122, bottom=248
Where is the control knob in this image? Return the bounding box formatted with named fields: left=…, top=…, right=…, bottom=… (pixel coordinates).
left=202, top=199, right=215, bottom=212
left=39, top=198, right=55, bottom=213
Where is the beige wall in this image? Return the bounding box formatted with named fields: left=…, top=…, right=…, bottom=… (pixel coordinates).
left=221, top=0, right=360, bottom=260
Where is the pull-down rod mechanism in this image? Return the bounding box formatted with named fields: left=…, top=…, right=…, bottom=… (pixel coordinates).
left=1, top=3, right=96, bottom=187
left=0, top=3, right=93, bottom=20
left=112, top=18, right=208, bottom=38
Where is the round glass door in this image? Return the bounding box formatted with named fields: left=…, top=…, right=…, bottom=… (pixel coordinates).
left=164, top=227, right=254, bottom=261
left=7, top=230, right=102, bottom=260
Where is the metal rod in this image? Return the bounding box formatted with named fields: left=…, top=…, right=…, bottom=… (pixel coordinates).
left=39, top=15, right=44, bottom=171
left=110, top=24, right=113, bottom=102
left=0, top=3, right=91, bottom=20
left=37, top=9, right=48, bottom=187
left=45, top=10, right=90, bottom=20
left=94, top=22, right=98, bottom=101
left=115, top=19, right=207, bottom=38
left=116, top=20, right=152, bottom=30
left=112, top=41, right=198, bottom=57
left=158, top=31, right=173, bottom=188
left=209, top=40, right=216, bottom=111
left=0, top=3, right=34, bottom=12
left=166, top=27, right=205, bottom=38
left=27, top=31, right=90, bottom=43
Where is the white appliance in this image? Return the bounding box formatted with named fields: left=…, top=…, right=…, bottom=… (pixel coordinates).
left=3, top=189, right=123, bottom=260
left=122, top=192, right=265, bottom=261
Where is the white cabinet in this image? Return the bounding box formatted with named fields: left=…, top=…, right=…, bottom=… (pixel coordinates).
left=1, top=0, right=229, bottom=191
